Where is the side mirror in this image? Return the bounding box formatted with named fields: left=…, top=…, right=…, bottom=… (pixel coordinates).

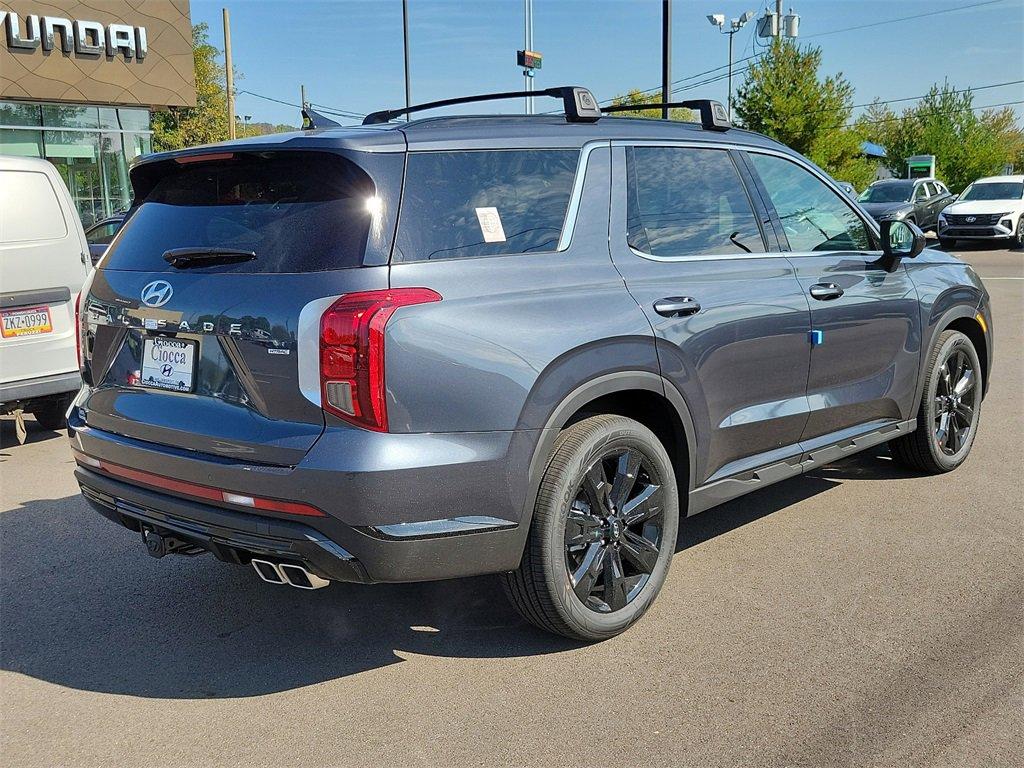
left=879, top=218, right=926, bottom=271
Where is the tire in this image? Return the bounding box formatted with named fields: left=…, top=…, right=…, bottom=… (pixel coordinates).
left=890, top=330, right=982, bottom=473
left=31, top=394, right=72, bottom=431
left=1013, top=217, right=1024, bottom=250
left=502, top=414, right=680, bottom=641
left=938, top=237, right=956, bottom=250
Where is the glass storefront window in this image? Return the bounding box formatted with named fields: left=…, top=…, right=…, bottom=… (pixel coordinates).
left=0, top=102, right=152, bottom=225
left=44, top=130, right=103, bottom=226
left=41, top=104, right=100, bottom=129
left=99, top=107, right=120, bottom=129
left=0, top=128, right=42, bottom=157
left=117, top=108, right=151, bottom=132
left=0, top=101, right=41, bottom=126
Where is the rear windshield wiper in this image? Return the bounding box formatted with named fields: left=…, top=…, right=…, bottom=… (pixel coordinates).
left=162, top=247, right=257, bottom=268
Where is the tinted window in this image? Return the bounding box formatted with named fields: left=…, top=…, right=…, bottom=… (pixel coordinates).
left=626, top=147, right=765, bottom=257
left=858, top=182, right=913, bottom=204
left=86, top=221, right=120, bottom=245
left=914, top=184, right=929, bottom=200
left=0, top=170, right=67, bottom=242
left=394, top=150, right=577, bottom=262
left=104, top=152, right=385, bottom=273
left=750, top=153, right=873, bottom=252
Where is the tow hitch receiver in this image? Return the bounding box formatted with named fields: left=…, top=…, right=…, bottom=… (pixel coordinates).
left=141, top=527, right=203, bottom=558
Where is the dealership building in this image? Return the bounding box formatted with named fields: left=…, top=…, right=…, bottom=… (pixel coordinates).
left=1, top=1, right=196, bottom=226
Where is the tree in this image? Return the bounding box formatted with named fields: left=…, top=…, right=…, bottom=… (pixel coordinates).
left=858, top=83, right=1024, bottom=192
left=734, top=40, right=875, bottom=190
left=151, top=23, right=230, bottom=151
left=608, top=89, right=694, bottom=122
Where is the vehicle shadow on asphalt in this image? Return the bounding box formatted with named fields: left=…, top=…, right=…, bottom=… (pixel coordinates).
left=1, top=441, right=914, bottom=700
left=0, top=417, right=67, bottom=451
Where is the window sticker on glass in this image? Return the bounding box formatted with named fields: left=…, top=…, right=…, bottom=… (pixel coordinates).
left=475, top=207, right=507, bottom=243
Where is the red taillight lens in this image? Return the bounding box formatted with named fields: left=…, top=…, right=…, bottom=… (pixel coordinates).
left=74, top=290, right=83, bottom=371
left=319, top=288, right=442, bottom=431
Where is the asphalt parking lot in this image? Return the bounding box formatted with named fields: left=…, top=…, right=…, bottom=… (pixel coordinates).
left=1, top=244, right=1021, bottom=768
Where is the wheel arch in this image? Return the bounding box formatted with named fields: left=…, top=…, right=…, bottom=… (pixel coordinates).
left=917, top=303, right=990, bottom=406
left=509, top=371, right=697, bottom=569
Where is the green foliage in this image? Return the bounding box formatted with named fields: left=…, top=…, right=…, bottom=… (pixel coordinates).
left=857, top=83, right=1024, bottom=192
left=734, top=39, right=874, bottom=190
left=609, top=89, right=694, bottom=122
left=151, top=23, right=230, bottom=151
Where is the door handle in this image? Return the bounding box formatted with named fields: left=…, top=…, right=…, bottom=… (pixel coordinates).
left=654, top=297, right=701, bottom=317
left=809, top=283, right=844, bottom=301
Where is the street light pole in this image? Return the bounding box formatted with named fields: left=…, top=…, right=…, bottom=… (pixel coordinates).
left=523, top=0, right=534, bottom=114
left=402, top=0, right=411, bottom=120
left=707, top=10, right=755, bottom=122
left=661, top=0, right=671, bottom=119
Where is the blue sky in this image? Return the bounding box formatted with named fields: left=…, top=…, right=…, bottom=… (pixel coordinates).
left=191, top=0, right=1024, bottom=133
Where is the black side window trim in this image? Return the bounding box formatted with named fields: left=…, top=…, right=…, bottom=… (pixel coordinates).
left=742, top=149, right=880, bottom=253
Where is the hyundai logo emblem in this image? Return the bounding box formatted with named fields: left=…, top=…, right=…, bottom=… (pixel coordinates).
left=161, top=364, right=173, bottom=377
left=140, top=280, right=173, bottom=307
left=965, top=216, right=976, bottom=223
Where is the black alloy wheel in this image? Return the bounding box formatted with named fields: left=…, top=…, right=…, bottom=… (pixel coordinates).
left=503, top=414, right=679, bottom=641
left=932, top=347, right=979, bottom=456
left=1014, top=216, right=1024, bottom=249
left=564, top=448, right=665, bottom=613
left=890, top=330, right=982, bottom=473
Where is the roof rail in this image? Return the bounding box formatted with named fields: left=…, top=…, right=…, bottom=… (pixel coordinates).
left=362, top=86, right=602, bottom=125
left=601, top=99, right=731, bottom=132
left=301, top=107, right=343, bottom=130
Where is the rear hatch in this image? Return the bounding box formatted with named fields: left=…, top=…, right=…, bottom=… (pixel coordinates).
left=80, top=148, right=402, bottom=465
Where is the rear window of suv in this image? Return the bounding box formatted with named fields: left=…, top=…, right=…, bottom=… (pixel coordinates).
left=104, top=151, right=397, bottom=273
left=393, top=149, right=578, bottom=262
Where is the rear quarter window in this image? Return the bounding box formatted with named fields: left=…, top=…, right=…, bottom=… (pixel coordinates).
left=104, top=151, right=399, bottom=273
left=0, top=170, right=68, bottom=243
left=393, top=149, right=578, bottom=262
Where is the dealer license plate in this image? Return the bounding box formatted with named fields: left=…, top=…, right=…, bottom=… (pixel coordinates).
left=140, top=337, right=197, bottom=392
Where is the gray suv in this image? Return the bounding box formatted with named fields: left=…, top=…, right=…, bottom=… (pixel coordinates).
left=70, top=87, right=993, bottom=641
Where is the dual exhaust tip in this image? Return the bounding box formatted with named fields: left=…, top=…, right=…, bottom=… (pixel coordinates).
left=251, top=558, right=330, bottom=590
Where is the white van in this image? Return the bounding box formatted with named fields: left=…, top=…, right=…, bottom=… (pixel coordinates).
left=1, top=156, right=90, bottom=430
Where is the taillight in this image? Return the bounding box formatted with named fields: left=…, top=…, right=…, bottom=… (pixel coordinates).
left=319, top=288, right=442, bottom=431
left=74, top=290, right=83, bottom=371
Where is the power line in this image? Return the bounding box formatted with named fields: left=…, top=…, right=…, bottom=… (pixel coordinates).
left=803, top=0, right=1009, bottom=39
left=843, top=99, right=1024, bottom=130
left=237, top=88, right=365, bottom=124
left=611, top=0, right=1013, bottom=107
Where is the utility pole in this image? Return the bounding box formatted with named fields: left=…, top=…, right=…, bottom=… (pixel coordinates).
left=775, top=0, right=782, bottom=38
left=300, top=84, right=307, bottom=110
left=661, top=0, right=671, bottom=118
left=223, top=8, right=235, bottom=140
left=403, top=0, right=411, bottom=120
left=523, top=0, right=535, bottom=114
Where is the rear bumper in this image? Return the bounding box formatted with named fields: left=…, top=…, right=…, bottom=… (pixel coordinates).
left=1, top=371, right=80, bottom=407
left=69, top=411, right=540, bottom=583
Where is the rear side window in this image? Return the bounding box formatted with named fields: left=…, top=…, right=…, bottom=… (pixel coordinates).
left=394, top=150, right=578, bottom=262
left=104, top=152, right=393, bottom=273
left=626, top=147, right=765, bottom=258
left=0, top=170, right=68, bottom=243
left=749, top=153, right=874, bottom=253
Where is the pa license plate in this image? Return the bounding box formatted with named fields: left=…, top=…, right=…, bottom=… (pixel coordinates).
left=1, top=306, right=52, bottom=338
left=140, top=337, right=197, bottom=392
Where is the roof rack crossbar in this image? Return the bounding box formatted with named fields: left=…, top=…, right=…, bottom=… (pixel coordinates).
left=362, top=86, right=602, bottom=125
left=601, top=99, right=731, bottom=132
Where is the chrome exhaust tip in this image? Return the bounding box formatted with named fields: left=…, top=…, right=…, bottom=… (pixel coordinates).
left=279, top=563, right=331, bottom=590
left=251, top=558, right=285, bottom=584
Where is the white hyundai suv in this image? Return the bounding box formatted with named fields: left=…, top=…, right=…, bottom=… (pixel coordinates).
left=937, top=174, right=1024, bottom=249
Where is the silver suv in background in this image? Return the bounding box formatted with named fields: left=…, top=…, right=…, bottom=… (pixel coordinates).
left=69, top=88, right=992, bottom=641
